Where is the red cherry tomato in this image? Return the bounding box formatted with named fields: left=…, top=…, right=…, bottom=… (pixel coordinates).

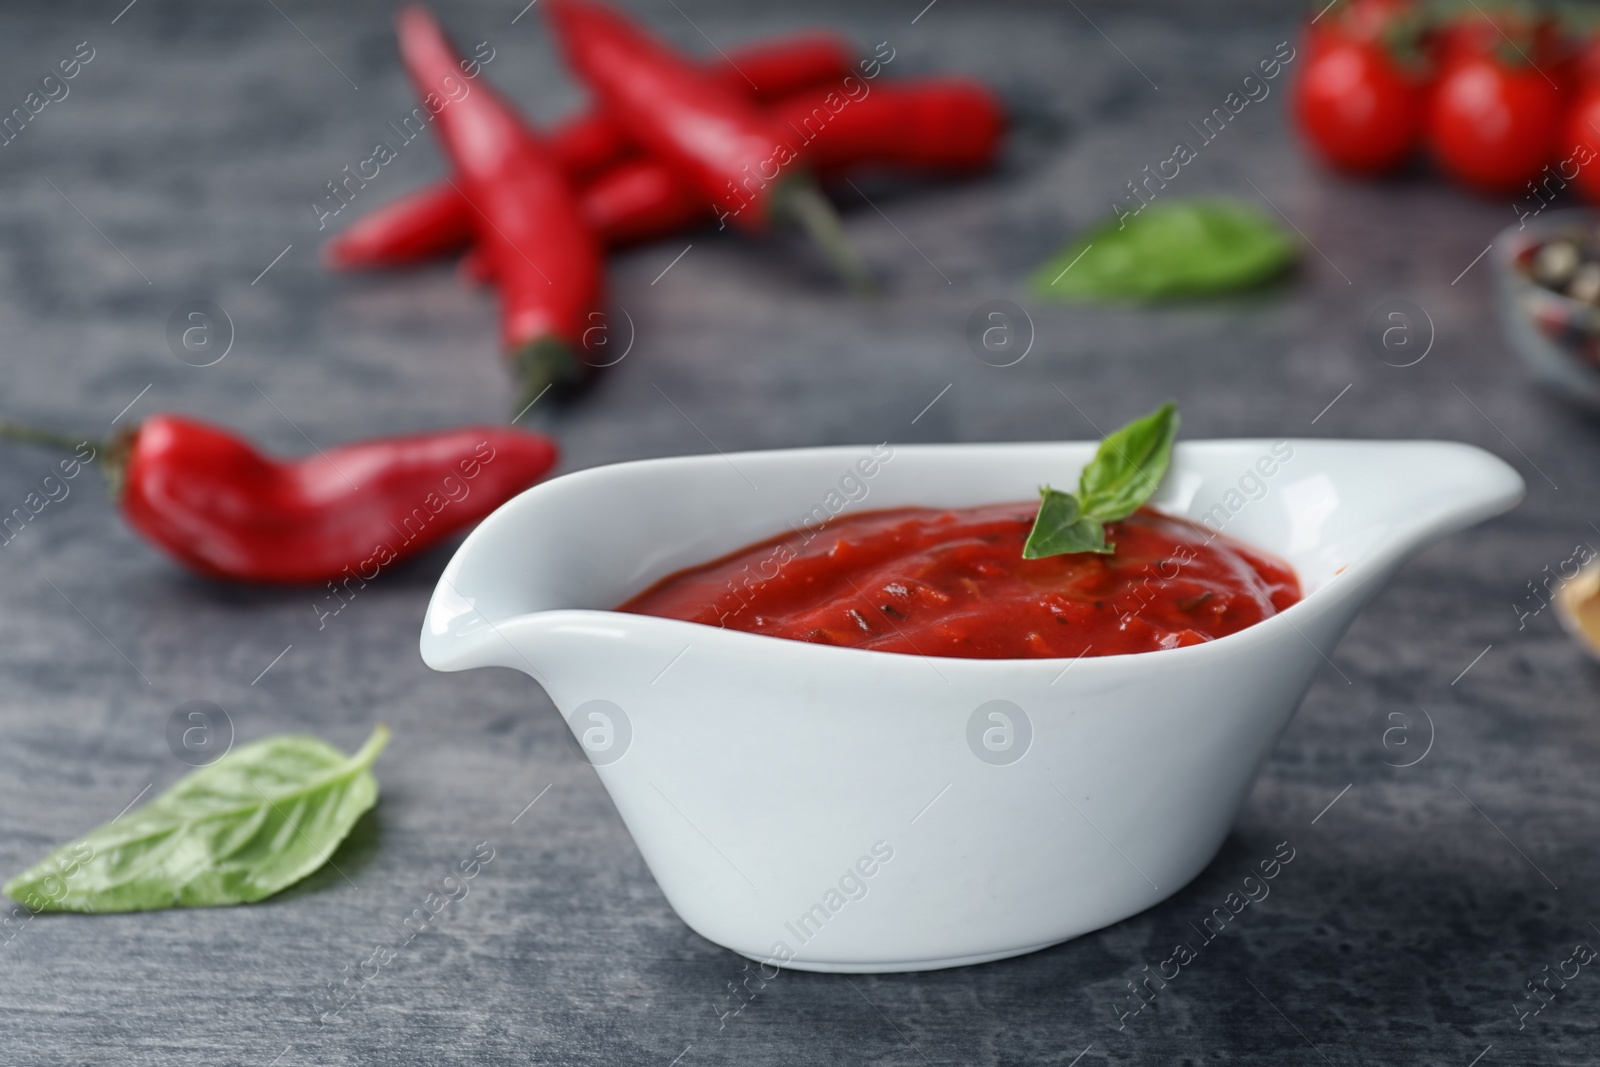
left=1429, top=18, right=1509, bottom=70
left=1427, top=55, right=1561, bottom=195
left=1561, top=86, right=1600, bottom=200
left=1335, top=0, right=1419, bottom=41
left=1431, top=14, right=1575, bottom=92
left=1293, top=37, right=1424, bottom=174
left=1304, top=0, right=1419, bottom=63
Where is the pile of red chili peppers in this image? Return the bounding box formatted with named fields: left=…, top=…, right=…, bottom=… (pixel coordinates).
left=0, top=4, right=1003, bottom=586
left=335, top=1, right=1006, bottom=409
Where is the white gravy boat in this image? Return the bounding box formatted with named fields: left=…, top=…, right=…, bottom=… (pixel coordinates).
left=421, top=439, right=1522, bottom=973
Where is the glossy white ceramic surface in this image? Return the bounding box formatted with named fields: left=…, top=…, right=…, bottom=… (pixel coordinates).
left=420, top=440, right=1523, bottom=972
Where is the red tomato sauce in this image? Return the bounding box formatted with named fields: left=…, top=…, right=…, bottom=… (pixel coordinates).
left=619, top=503, right=1302, bottom=659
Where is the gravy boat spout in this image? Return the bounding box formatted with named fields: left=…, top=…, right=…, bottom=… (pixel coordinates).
left=420, top=439, right=1523, bottom=973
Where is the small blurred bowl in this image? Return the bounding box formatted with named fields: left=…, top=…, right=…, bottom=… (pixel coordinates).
left=1554, top=561, right=1600, bottom=661
left=1493, top=210, right=1600, bottom=410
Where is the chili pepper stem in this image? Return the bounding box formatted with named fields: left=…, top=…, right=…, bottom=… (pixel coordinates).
left=101, top=428, right=135, bottom=502
left=510, top=335, right=587, bottom=418
left=771, top=176, right=874, bottom=295
left=0, top=420, right=104, bottom=454
left=0, top=419, right=128, bottom=500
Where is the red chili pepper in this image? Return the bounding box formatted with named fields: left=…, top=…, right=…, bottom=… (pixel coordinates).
left=789, top=79, right=1005, bottom=175
left=324, top=33, right=854, bottom=271
left=458, top=155, right=707, bottom=284
left=577, top=156, right=705, bottom=249
left=328, top=183, right=474, bottom=270
left=551, top=32, right=855, bottom=181
left=546, top=0, right=871, bottom=289
left=580, top=80, right=1005, bottom=245
left=339, top=79, right=1006, bottom=273
left=396, top=5, right=604, bottom=411
left=0, top=416, right=557, bottom=584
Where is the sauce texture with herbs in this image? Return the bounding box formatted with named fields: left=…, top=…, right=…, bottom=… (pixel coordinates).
left=619, top=503, right=1301, bottom=659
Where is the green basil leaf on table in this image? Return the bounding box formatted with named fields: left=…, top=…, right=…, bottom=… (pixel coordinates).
left=1022, top=403, right=1179, bottom=560
left=3, top=726, right=388, bottom=913
left=1033, top=201, right=1295, bottom=302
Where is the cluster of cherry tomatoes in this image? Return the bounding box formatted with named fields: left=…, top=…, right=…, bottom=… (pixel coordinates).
left=1293, top=0, right=1600, bottom=198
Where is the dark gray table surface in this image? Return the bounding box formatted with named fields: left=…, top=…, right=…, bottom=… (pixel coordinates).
left=3, top=0, right=1597, bottom=1064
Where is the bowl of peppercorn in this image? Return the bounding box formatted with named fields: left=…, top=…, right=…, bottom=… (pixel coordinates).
left=1494, top=210, right=1600, bottom=410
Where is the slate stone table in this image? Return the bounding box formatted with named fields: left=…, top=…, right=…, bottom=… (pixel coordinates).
left=2, top=1, right=1596, bottom=1064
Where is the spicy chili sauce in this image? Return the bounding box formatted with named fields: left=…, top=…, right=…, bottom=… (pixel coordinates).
left=618, top=504, right=1301, bottom=659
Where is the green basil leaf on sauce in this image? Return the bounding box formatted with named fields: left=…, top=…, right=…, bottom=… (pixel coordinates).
left=1077, top=402, right=1179, bottom=523
left=1033, top=200, right=1295, bottom=302
left=1022, top=488, right=1110, bottom=558
left=1023, top=403, right=1178, bottom=560
left=3, top=726, right=388, bottom=913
